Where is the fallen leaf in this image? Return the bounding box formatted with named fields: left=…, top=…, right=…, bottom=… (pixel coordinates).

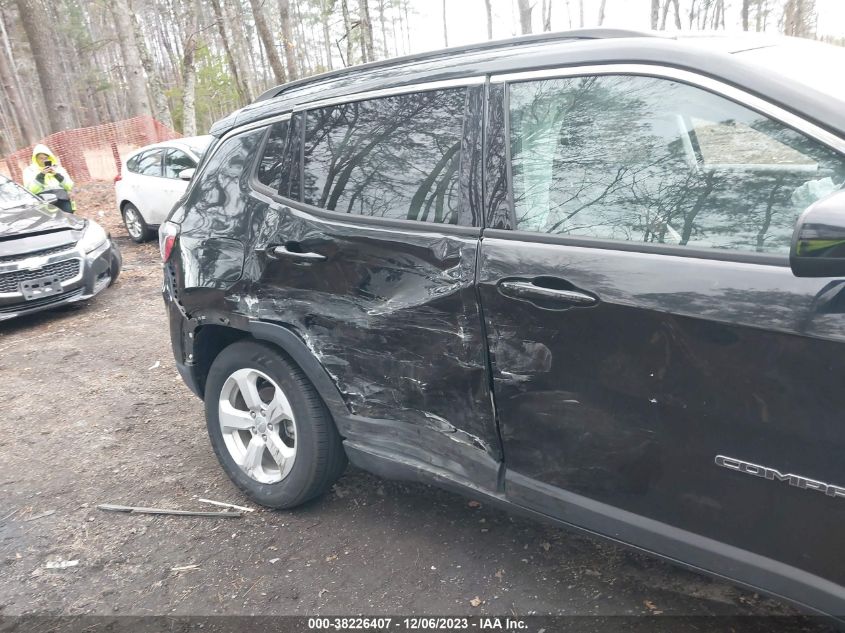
left=469, top=596, right=482, bottom=607
left=494, top=569, right=504, bottom=579
left=467, top=500, right=481, bottom=509
left=325, top=554, right=337, bottom=562
left=540, top=542, right=551, bottom=551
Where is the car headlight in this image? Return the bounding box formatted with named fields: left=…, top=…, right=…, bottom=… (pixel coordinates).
left=78, top=220, right=108, bottom=253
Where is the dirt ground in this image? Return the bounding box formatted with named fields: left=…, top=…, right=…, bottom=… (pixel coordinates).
left=0, top=184, right=833, bottom=630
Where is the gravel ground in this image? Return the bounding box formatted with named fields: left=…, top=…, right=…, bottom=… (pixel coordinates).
left=0, top=184, right=834, bottom=631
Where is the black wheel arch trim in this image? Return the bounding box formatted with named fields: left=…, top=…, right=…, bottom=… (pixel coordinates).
left=248, top=319, right=350, bottom=421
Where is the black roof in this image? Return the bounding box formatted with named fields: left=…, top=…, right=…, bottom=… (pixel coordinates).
left=209, top=28, right=845, bottom=141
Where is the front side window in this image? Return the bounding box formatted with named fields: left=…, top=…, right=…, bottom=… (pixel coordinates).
left=302, top=88, right=466, bottom=224
left=163, top=149, right=195, bottom=179
left=136, top=150, right=163, bottom=177
left=508, top=74, right=845, bottom=254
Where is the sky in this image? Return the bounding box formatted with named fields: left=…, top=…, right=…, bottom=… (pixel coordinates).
left=403, top=0, right=845, bottom=54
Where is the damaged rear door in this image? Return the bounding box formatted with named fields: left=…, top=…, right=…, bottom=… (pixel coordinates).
left=245, top=81, right=502, bottom=490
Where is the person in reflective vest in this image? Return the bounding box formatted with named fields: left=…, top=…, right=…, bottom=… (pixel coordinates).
left=22, top=144, right=75, bottom=214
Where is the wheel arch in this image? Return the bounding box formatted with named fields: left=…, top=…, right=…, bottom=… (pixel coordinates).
left=191, top=320, right=349, bottom=423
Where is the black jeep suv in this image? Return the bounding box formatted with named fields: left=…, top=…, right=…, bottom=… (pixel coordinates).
left=163, top=30, right=845, bottom=618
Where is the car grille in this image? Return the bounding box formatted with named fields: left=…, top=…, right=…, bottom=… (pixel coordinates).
left=0, top=288, right=84, bottom=314
left=0, top=243, right=76, bottom=264
left=0, top=259, right=81, bottom=293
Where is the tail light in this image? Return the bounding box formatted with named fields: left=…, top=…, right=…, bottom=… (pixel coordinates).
left=159, top=221, right=180, bottom=262
left=114, top=172, right=122, bottom=183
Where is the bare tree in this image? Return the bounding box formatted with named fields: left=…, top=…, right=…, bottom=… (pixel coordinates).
left=132, top=2, right=174, bottom=126
left=360, top=0, right=375, bottom=60
left=111, top=0, right=153, bottom=118
left=442, top=0, right=448, bottom=46
left=742, top=0, right=751, bottom=30
left=279, top=0, right=298, bottom=80
left=181, top=0, right=199, bottom=135
left=598, top=0, right=607, bottom=25
left=484, top=0, right=493, bottom=39
left=341, top=0, right=354, bottom=66
left=15, top=0, right=75, bottom=132
left=542, top=0, right=552, bottom=30
left=321, top=0, right=335, bottom=69
left=211, top=0, right=251, bottom=103
left=782, top=0, right=816, bottom=38
left=249, top=0, right=287, bottom=84
left=517, top=0, right=532, bottom=34
left=651, top=0, right=661, bottom=29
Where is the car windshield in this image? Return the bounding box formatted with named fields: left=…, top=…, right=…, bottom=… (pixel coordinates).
left=0, top=176, right=36, bottom=210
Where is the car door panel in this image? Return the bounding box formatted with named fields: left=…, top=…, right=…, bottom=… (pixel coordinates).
left=241, top=85, right=500, bottom=489
left=478, top=67, right=845, bottom=605
left=247, top=202, right=499, bottom=487
left=480, top=236, right=845, bottom=581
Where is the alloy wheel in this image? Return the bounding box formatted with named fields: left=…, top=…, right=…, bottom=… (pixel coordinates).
left=218, top=368, right=297, bottom=484
left=124, top=207, right=143, bottom=240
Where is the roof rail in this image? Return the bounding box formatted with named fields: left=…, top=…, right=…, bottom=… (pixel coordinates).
left=253, top=28, right=654, bottom=103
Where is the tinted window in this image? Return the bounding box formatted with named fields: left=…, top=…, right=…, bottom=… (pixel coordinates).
left=256, top=120, right=290, bottom=191
left=509, top=75, right=845, bottom=254
left=136, top=150, right=163, bottom=177
left=126, top=153, right=142, bottom=172
left=184, top=129, right=264, bottom=233
left=163, top=149, right=196, bottom=178
left=303, top=88, right=466, bottom=224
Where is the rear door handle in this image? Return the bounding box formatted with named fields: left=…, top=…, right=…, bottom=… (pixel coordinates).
left=267, top=244, right=327, bottom=262
left=499, top=280, right=598, bottom=307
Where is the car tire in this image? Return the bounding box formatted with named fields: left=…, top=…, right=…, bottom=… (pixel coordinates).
left=204, top=340, right=347, bottom=509
left=121, top=203, right=153, bottom=243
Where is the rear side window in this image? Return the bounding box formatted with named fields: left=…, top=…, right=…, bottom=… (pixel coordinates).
left=163, top=149, right=195, bottom=179
left=256, top=120, right=290, bottom=191
left=508, top=74, right=845, bottom=254
left=183, top=129, right=264, bottom=234
left=302, top=88, right=466, bottom=224
left=136, top=150, right=163, bottom=177
left=126, top=153, right=142, bottom=173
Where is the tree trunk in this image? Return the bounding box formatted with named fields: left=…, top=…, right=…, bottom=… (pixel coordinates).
left=742, top=0, right=751, bottom=29
left=131, top=3, right=174, bottom=127
left=110, top=0, right=152, bottom=118
left=249, top=0, right=287, bottom=84
left=321, top=0, right=335, bottom=69
left=0, top=31, right=36, bottom=143
left=517, top=0, right=532, bottom=34
left=360, top=0, right=375, bottom=60
left=211, top=0, right=251, bottom=103
left=15, top=0, right=76, bottom=132
left=651, top=0, right=661, bottom=29
left=543, top=0, right=552, bottom=30
left=181, top=0, right=199, bottom=136
left=377, top=0, right=389, bottom=57
left=442, top=0, right=449, bottom=45
left=341, top=0, right=354, bottom=66
left=598, top=0, right=607, bottom=25
left=279, top=0, right=298, bottom=80
left=579, top=0, right=584, bottom=27
left=483, top=0, right=493, bottom=39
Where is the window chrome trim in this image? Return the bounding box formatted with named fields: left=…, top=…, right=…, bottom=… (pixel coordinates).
left=491, top=64, right=845, bottom=155
left=293, top=76, right=486, bottom=112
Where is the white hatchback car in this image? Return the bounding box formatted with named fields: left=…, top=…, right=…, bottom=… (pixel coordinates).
left=115, top=135, right=214, bottom=242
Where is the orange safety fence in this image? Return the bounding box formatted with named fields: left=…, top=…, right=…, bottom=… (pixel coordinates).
left=1, top=116, right=181, bottom=186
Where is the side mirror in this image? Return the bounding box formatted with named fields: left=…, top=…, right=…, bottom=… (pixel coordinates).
left=179, top=168, right=196, bottom=181
left=38, top=192, right=58, bottom=204
left=791, top=189, right=845, bottom=278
